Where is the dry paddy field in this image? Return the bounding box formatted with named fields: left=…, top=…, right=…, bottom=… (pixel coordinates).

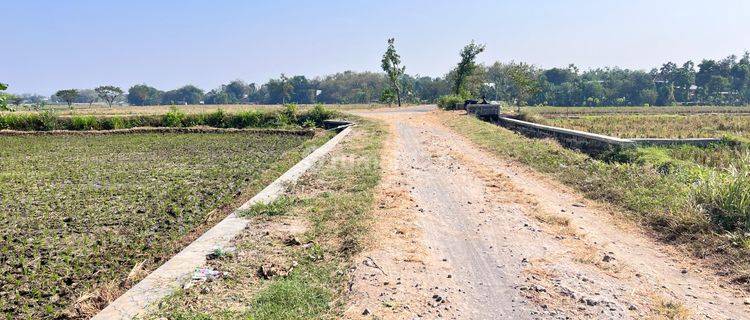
left=0, top=129, right=331, bottom=319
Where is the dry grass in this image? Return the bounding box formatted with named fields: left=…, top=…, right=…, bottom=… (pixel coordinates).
left=533, top=114, right=750, bottom=139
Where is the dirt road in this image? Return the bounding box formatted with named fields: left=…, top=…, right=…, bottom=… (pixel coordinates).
left=344, top=106, right=749, bottom=319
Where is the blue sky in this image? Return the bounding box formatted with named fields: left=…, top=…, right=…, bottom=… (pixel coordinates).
left=3, top=0, right=749, bottom=94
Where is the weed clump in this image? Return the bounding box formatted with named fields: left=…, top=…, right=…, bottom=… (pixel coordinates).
left=693, top=158, right=750, bottom=233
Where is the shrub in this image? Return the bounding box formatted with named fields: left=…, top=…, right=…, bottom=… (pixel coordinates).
left=299, top=104, right=334, bottom=127
left=282, top=104, right=299, bottom=123
left=204, top=108, right=227, bottom=128
left=437, top=95, right=464, bottom=110
left=0, top=107, right=335, bottom=132
left=71, top=115, right=98, bottom=130
left=163, top=107, right=186, bottom=127
left=231, top=110, right=263, bottom=128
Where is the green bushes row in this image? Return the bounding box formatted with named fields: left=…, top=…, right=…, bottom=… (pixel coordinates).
left=0, top=105, right=336, bottom=131
left=437, top=95, right=465, bottom=110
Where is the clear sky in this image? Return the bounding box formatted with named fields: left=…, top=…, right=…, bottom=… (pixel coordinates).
left=3, top=0, right=749, bottom=94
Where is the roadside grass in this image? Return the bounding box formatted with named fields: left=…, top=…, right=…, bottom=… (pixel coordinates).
left=0, top=130, right=332, bottom=319
left=438, top=111, right=750, bottom=286
left=149, top=118, right=384, bottom=319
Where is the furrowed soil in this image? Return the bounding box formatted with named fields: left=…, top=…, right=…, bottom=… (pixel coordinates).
left=0, top=131, right=329, bottom=319
left=344, top=106, right=749, bottom=319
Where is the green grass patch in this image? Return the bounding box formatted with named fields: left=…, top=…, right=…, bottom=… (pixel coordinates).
left=239, top=197, right=296, bottom=217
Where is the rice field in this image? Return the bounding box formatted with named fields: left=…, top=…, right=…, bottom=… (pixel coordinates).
left=0, top=130, right=329, bottom=319
left=530, top=114, right=750, bottom=139
left=523, top=105, right=750, bottom=117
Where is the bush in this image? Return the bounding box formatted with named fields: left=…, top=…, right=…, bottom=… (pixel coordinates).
left=299, top=104, right=334, bottom=127
left=163, top=107, right=186, bottom=127
left=203, top=108, right=227, bottom=128
left=437, top=95, right=464, bottom=110
left=71, top=115, right=98, bottom=130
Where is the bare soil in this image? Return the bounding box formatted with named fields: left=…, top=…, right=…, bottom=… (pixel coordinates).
left=343, top=106, right=749, bottom=319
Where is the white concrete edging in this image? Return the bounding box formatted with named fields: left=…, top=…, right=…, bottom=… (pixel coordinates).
left=93, top=125, right=354, bottom=320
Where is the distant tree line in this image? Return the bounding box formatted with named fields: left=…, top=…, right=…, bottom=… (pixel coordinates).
left=4, top=49, right=749, bottom=108
left=121, top=50, right=750, bottom=107
left=467, top=52, right=750, bottom=107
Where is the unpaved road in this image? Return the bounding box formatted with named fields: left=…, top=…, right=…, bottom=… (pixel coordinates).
left=344, top=106, right=749, bottom=319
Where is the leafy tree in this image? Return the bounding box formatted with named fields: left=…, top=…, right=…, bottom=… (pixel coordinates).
left=95, top=86, right=124, bottom=108
left=506, top=63, right=539, bottom=109
left=10, top=95, right=23, bottom=108
left=380, top=87, right=397, bottom=106
left=452, top=41, right=485, bottom=96
left=656, top=83, right=676, bottom=106
left=204, top=89, right=231, bottom=104
left=225, top=80, right=249, bottom=103
left=161, top=85, right=204, bottom=105
left=55, top=89, right=79, bottom=109
left=381, top=38, right=406, bottom=107
left=266, top=74, right=294, bottom=104
left=0, top=83, right=8, bottom=111
left=128, top=84, right=162, bottom=106
left=76, top=89, right=99, bottom=106
left=288, top=75, right=315, bottom=104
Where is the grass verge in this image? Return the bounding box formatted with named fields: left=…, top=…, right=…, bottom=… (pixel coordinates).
left=148, top=117, right=384, bottom=319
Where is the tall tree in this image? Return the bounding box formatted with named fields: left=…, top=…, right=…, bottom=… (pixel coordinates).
left=452, top=41, right=485, bottom=96
left=55, top=89, right=79, bottom=109
left=381, top=38, right=406, bottom=107
left=506, top=63, right=539, bottom=110
left=95, top=86, right=123, bottom=108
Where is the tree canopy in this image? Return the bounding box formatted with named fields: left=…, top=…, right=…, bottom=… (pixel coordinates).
left=95, top=86, right=124, bottom=108
left=55, top=89, right=79, bottom=109
left=381, top=38, right=406, bottom=106
left=452, top=41, right=485, bottom=96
